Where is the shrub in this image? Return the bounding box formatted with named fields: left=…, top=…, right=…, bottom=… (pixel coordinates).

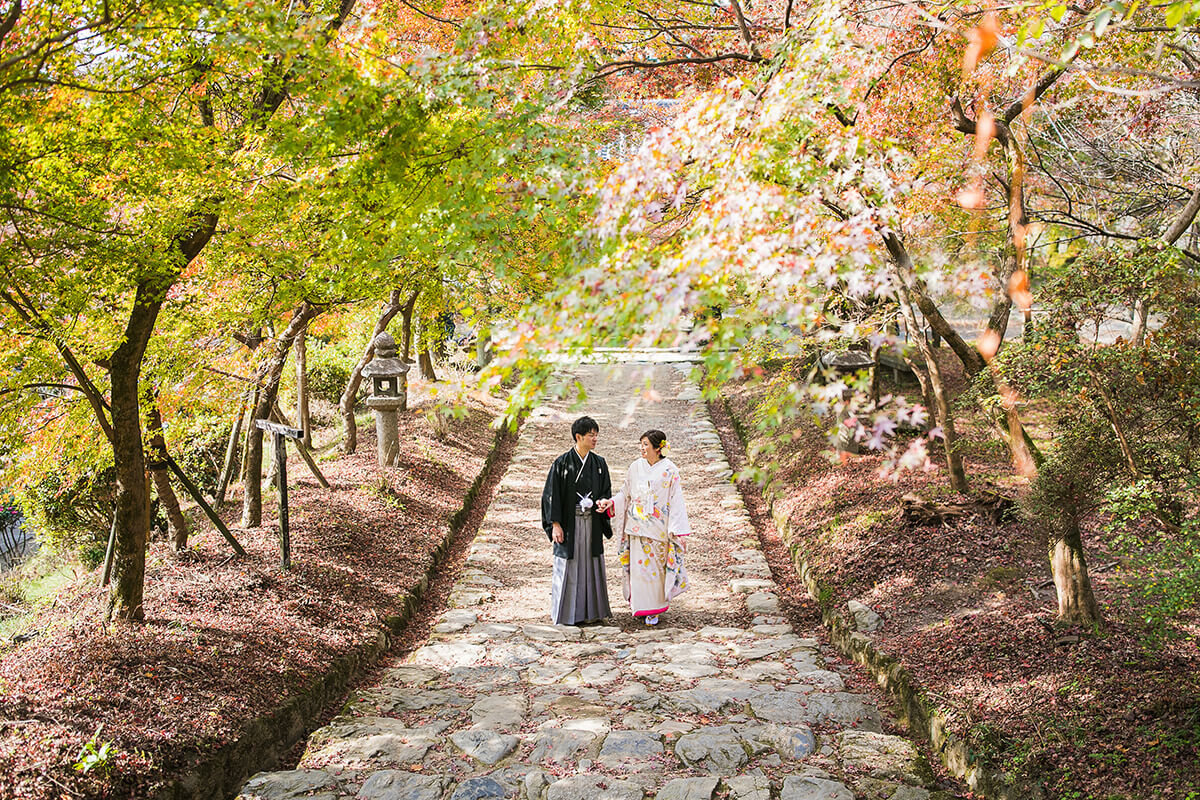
left=307, top=337, right=360, bottom=404
left=169, top=413, right=231, bottom=497
left=740, top=334, right=786, bottom=366
left=1005, top=243, right=1200, bottom=631
left=18, top=469, right=115, bottom=568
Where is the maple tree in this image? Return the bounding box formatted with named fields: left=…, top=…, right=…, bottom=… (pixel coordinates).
left=2, top=1, right=341, bottom=620
left=0, top=0, right=565, bottom=616
left=481, top=0, right=1199, bottom=623
left=0, top=0, right=599, bottom=618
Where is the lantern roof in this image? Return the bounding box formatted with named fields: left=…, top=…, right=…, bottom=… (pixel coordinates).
left=820, top=350, right=875, bottom=369
left=363, top=332, right=409, bottom=377
left=362, top=357, right=409, bottom=377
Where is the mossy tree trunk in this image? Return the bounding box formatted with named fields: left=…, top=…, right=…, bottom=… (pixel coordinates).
left=1051, top=517, right=1101, bottom=624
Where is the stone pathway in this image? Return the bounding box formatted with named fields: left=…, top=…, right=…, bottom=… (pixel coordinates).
left=238, top=364, right=943, bottom=800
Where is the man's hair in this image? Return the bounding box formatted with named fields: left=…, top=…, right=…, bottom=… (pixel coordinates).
left=572, top=416, right=599, bottom=441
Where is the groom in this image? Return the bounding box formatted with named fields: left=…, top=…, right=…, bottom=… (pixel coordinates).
left=541, top=415, right=613, bottom=625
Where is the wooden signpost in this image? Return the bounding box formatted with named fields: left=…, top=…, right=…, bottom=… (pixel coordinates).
left=256, top=419, right=304, bottom=569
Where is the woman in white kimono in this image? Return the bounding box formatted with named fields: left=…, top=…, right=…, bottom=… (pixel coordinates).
left=600, top=429, right=690, bottom=625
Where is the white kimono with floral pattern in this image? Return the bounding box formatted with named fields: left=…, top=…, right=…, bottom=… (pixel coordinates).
left=609, top=457, right=690, bottom=617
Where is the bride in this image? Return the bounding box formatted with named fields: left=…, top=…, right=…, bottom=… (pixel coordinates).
left=599, top=429, right=690, bottom=625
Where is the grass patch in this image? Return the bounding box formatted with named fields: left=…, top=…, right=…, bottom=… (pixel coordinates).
left=0, top=549, right=81, bottom=643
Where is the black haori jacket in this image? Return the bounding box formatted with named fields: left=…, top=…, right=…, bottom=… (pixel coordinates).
left=541, top=447, right=612, bottom=559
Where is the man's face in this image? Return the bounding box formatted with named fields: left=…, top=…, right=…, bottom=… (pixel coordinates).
left=575, top=429, right=598, bottom=452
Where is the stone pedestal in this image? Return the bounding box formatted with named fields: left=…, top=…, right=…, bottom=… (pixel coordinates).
left=367, top=395, right=404, bottom=467
left=835, top=404, right=860, bottom=455
left=821, top=350, right=874, bottom=457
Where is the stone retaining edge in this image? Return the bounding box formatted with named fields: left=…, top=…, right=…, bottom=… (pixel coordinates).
left=162, top=418, right=518, bottom=800
left=716, top=396, right=1041, bottom=800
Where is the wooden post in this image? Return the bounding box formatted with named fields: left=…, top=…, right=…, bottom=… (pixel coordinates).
left=275, top=430, right=289, bottom=569
left=270, top=401, right=330, bottom=488
left=165, top=457, right=246, bottom=556
left=255, top=419, right=303, bottom=569
left=100, top=512, right=119, bottom=587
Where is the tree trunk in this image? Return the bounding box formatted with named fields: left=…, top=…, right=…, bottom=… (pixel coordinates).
left=1130, top=296, right=1148, bottom=347
left=434, top=312, right=452, bottom=359
left=1090, top=371, right=1141, bottom=478
left=295, top=327, right=311, bottom=448
left=882, top=231, right=986, bottom=375
left=107, top=362, right=151, bottom=621
left=215, top=385, right=251, bottom=508
left=1162, top=184, right=1200, bottom=246
left=476, top=323, right=493, bottom=369
left=146, top=399, right=191, bottom=551
left=983, top=406, right=1043, bottom=474
left=1051, top=519, right=1100, bottom=624
left=900, top=344, right=936, bottom=427
left=982, top=130, right=1029, bottom=357
left=240, top=383, right=261, bottom=485
left=340, top=289, right=404, bottom=454
left=242, top=302, right=323, bottom=528
left=999, top=391, right=1039, bottom=478
left=418, top=348, right=437, bottom=381
left=400, top=289, right=419, bottom=362
left=893, top=269, right=969, bottom=492
left=107, top=211, right=218, bottom=620
left=265, top=423, right=278, bottom=485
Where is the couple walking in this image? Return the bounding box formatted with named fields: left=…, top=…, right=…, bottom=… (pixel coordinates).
left=540, top=416, right=691, bottom=627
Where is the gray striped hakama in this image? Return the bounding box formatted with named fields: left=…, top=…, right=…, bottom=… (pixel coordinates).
left=549, top=510, right=612, bottom=625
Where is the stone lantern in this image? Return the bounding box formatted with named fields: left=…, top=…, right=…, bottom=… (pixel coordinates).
left=362, top=332, right=409, bottom=467
left=820, top=350, right=875, bottom=456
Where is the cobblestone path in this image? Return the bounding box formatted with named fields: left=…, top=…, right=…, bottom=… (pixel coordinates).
left=239, top=364, right=941, bottom=800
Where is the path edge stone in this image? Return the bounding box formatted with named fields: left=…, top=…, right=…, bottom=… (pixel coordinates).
left=714, top=394, right=1044, bottom=800
left=163, top=416, right=521, bottom=800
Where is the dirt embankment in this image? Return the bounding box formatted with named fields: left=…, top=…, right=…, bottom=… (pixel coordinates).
left=712, top=356, right=1200, bottom=800
left=0, top=392, right=512, bottom=800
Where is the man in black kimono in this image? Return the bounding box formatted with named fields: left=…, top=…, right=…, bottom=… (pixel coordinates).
left=541, top=415, right=613, bottom=625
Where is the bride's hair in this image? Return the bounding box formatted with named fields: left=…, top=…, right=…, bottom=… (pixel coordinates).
left=640, top=429, right=667, bottom=454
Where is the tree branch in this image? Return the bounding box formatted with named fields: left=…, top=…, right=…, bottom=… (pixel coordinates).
left=822, top=199, right=987, bottom=375
left=950, top=96, right=1009, bottom=148
left=728, top=0, right=760, bottom=58
left=0, top=382, right=93, bottom=399
left=0, top=0, right=21, bottom=46
left=1002, top=59, right=1074, bottom=124
left=397, top=0, right=460, bottom=27
left=1161, top=185, right=1200, bottom=245
left=0, top=289, right=115, bottom=441
left=880, top=229, right=987, bottom=375
left=592, top=50, right=763, bottom=81
left=0, top=202, right=136, bottom=236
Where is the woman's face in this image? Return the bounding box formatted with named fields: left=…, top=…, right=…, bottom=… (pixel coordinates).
left=640, top=437, right=659, bottom=461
